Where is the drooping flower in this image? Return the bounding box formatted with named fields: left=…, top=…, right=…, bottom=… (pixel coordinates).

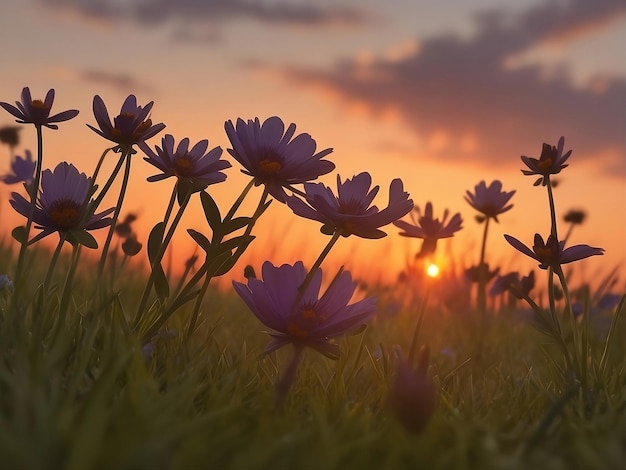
left=490, top=271, right=535, bottom=299
left=10, top=162, right=115, bottom=246
left=1, top=150, right=35, bottom=185
left=394, top=202, right=463, bottom=258
left=87, top=94, right=165, bottom=152
left=388, top=347, right=436, bottom=434
left=286, top=172, right=413, bottom=239
left=465, top=263, right=499, bottom=284
left=0, top=87, right=79, bottom=129
left=139, top=134, right=231, bottom=191
left=464, top=180, right=515, bottom=223
left=233, top=261, right=376, bottom=359
left=504, top=233, right=604, bottom=270
left=521, top=136, right=572, bottom=186
left=224, top=116, right=334, bottom=202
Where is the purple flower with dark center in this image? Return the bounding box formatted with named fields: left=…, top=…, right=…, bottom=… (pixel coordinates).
left=87, top=94, right=165, bottom=152
left=504, top=233, right=604, bottom=270
left=10, top=162, right=115, bottom=245
left=139, top=134, right=231, bottom=190
left=1, top=150, right=35, bottom=185
left=233, top=261, right=376, bottom=359
left=464, top=180, right=515, bottom=222
left=225, top=116, right=335, bottom=202
left=286, top=172, right=413, bottom=239
left=394, top=202, right=463, bottom=258
left=490, top=271, right=535, bottom=299
left=0, top=87, right=79, bottom=129
left=521, top=136, right=572, bottom=186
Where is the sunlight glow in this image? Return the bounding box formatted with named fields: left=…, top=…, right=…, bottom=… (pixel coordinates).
left=426, top=263, right=440, bottom=278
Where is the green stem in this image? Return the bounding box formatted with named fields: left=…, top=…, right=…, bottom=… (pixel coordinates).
left=185, top=270, right=212, bottom=341
left=298, top=231, right=341, bottom=294
left=274, top=345, right=305, bottom=411
left=408, top=287, right=430, bottom=367
left=477, top=217, right=491, bottom=314
left=43, top=235, right=67, bottom=293
left=555, top=266, right=582, bottom=386
left=546, top=178, right=558, bottom=240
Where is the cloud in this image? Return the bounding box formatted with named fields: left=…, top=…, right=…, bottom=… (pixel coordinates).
left=270, top=0, right=626, bottom=176
left=39, top=0, right=369, bottom=29
left=80, top=69, right=156, bottom=93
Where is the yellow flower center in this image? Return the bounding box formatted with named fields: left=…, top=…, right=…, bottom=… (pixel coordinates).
left=538, top=158, right=553, bottom=171
left=258, top=159, right=282, bottom=176
left=287, top=324, right=308, bottom=338
left=175, top=156, right=193, bottom=176
left=31, top=99, right=49, bottom=109
left=534, top=246, right=553, bottom=258
left=50, top=200, right=80, bottom=229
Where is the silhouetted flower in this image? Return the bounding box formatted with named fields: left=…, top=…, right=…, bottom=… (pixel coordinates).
left=563, top=209, right=586, bottom=225
left=286, top=172, right=413, bottom=239
left=233, top=261, right=376, bottom=359
left=464, top=180, right=515, bottom=222
left=224, top=116, right=334, bottom=202
left=0, top=274, right=13, bottom=293
left=114, top=213, right=138, bottom=238
left=10, top=162, right=114, bottom=245
left=490, top=271, right=535, bottom=299
left=0, top=126, right=20, bottom=147
left=139, top=134, right=231, bottom=191
left=521, top=136, right=572, bottom=186
left=388, top=347, right=436, bottom=434
left=0, top=87, right=79, bottom=129
left=87, top=94, right=165, bottom=152
left=122, top=234, right=142, bottom=256
left=465, top=262, right=499, bottom=283
left=394, top=202, right=463, bottom=258
left=504, top=233, right=604, bottom=270
left=1, top=150, right=35, bottom=185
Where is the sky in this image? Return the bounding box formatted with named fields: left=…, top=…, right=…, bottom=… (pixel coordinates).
left=1, top=0, right=625, bottom=292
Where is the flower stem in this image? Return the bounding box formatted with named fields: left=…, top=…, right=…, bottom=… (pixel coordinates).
left=546, top=178, right=558, bottom=240
left=408, top=287, right=430, bottom=367
left=298, top=231, right=341, bottom=294
left=43, top=235, right=67, bottom=293
left=274, top=345, right=305, bottom=411
left=477, top=216, right=491, bottom=314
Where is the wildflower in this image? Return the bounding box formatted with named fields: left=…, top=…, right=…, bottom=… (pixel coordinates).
left=521, top=136, right=572, bottom=186
left=1, top=150, right=35, bottom=185
left=564, top=209, right=585, bottom=225
left=465, top=263, right=499, bottom=284
left=10, top=162, right=115, bottom=245
left=224, top=116, right=334, bottom=202
left=286, top=172, right=413, bottom=239
left=122, top=235, right=142, bottom=256
left=464, top=180, right=515, bottom=222
left=87, top=94, right=165, bottom=152
left=233, top=261, right=376, bottom=359
left=0, top=274, right=13, bottom=293
left=388, top=347, right=436, bottom=434
left=394, top=202, right=463, bottom=258
left=0, top=87, right=79, bottom=129
left=504, top=233, right=604, bottom=270
left=114, top=213, right=138, bottom=238
left=139, top=134, right=231, bottom=191
left=490, top=271, right=535, bottom=299
left=0, top=126, right=20, bottom=147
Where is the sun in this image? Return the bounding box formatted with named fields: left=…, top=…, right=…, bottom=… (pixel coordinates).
left=426, top=263, right=440, bottom=278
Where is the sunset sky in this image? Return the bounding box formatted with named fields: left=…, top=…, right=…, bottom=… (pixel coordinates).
left=1, top=0, right=624, bottom=291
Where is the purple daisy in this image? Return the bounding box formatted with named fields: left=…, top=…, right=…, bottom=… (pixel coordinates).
left=233, top=261, right=376, bottom=359
left=10, top=162, right=115, bottom=245
left=286, top=172, right=413, bottom=239
left=521, top=136, right=572, bottom=186
left=464, top=180, right=515, bottom=222
left=1, top=150, right=35, bottom=185
left=139, top=134, right=231, bottom=190
left=394, top=202, right=463, bottom=258
left=224, top=116, right=335, bottom=202
left=87, top=94, right=165, bottom=152
left=0, top=87, right=79, bottom=129
left=504, top=233, right=604, bottom=270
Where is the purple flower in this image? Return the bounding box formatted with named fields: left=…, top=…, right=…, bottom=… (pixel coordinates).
left=1, top=150, right=35, bottom=185
left=0, top=87, right=79, bottom=129
left=233, top=261, right=376, bottom=359
left=388, top=348, right=436, bottom=434
left=10, top=162, right=115, bottom=245
left=224, top=116, right=335, bottom=202
left=394, top=202, right=463, bottom=257
left=87, top=95, right=165, bottom=152
left=139, top=134, right=231, bottom=190
left=490, top=271, right=535, bottom=299
left=286, top=172, right=413, bottom=239
left=465, top=263, right=499, bottom=284
left=464, top=180, right=515, bottom=222
left=521, top=136, right=572, bottom=186
left=504, top=233, right=604, bottom=270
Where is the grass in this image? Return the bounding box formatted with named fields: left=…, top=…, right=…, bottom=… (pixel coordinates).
left=1, top=241, right=625, bottom=470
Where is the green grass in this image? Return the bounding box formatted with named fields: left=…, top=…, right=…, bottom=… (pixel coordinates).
left=1, top=241, right=625, bottom=470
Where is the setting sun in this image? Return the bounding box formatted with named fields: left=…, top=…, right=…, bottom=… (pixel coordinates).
left=426, top=263, right=440, bottom=278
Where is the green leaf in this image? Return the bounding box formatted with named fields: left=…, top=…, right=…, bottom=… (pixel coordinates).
left=200, top=191, right=222, bottom=234
left=217, top=234, right=255, bottom=253
left=147, top=222, right=169, bottom=300
left=11, top=226, right=27, bottom=243
left=69, top=230, right=98, bottom=249
left=187, top=229, right=212, bottom=253
left=222, top=217, right=252, bottom=234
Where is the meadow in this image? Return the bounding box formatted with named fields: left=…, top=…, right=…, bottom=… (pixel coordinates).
left=0, top=87, right=624, bottom=470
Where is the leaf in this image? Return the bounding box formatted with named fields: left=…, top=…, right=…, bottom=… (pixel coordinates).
left=217, top=234, right=255, bottom=253
left=147, top=222, right=169, bottom=300
left=11, top=226, right=27, bottom=243
left=69, top=230, right=98, bottom=249
left=187, top=229, right=212, bottom=253
left=222, top=217, right=252, bottom=235
left=200, top=191, right=222, bottom=234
